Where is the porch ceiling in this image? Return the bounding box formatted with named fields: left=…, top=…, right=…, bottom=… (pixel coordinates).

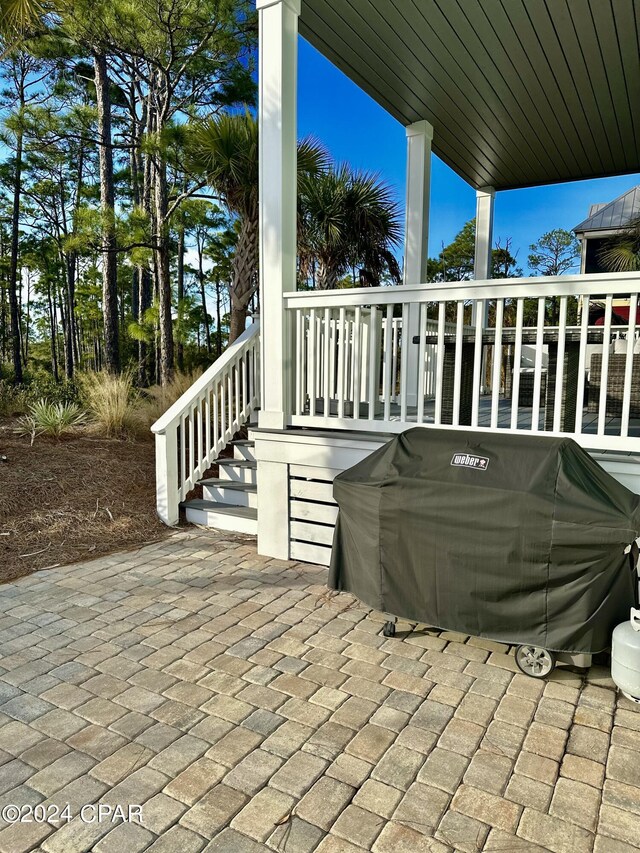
left=298, top=0, right=640, bottom=191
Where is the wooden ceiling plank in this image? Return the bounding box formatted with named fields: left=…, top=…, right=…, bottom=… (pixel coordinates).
left=418, top=0, right=555, bottom=184
left=346, top=0, right=524, bottom=185
left=589, top=0, right=636, bottom=171
left=299, top=5, right=494, bottom=187
left=445, top=2, right=562, bottom=180
left=568, top=2, right=626, bottom=169
left=310, top=3, right=496, bottom=187
left=522, top=0, right=605, bottom=175
left=613, top=0, right=640, bottom=156
left=498, top=0, right=583, bottom=177
left=544, top=0, right=616, bottom=174
left=299, top=0, right=640, bottom=189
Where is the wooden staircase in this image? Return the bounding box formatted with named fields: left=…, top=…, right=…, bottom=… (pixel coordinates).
left=181, top=437, right=258, bottom=535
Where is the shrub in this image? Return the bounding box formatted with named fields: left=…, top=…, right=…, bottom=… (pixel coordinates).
left=0, top=380, right=29, bottom=416
left=24, top=375, right=80, bottom=407
left=17, top=400, right=87, bottom=442
left=79, top=371, right=139, bottom=438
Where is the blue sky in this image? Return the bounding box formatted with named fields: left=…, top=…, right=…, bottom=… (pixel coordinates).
left=298, top=39, right=640, bottom=275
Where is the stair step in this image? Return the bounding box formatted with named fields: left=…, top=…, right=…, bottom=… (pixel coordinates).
left=183, top=499, right=257, bottom=535
left=229, top=439, right=256, bottom=462
left=200, top=478, right=257, bottom=507
left=215, top=458, right=257, bottom=484
left=200, top=478, right=257, bottom=491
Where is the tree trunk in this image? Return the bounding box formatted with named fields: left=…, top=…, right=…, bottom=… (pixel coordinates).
left=198, top=245, right=211, bottom=355
left=229, top=305, right=248, bottom=343
left=47, top=281, right=58, bottom=382
left=154, top=154, right=173, bottom=384
left=316, top=260, right=338, bottom=290
left=61, top=258, right=74, bottom=379
left=94, top=52, right=120, bottom=374
left=229, top=217, right=258, bottom=343
left=137, top=88, right=155, bottom=387
left=8, top=122, right=23, bottom=383
left=216, top=276, right=222, bottom=357
left=176, top=219, right=185, bottom=371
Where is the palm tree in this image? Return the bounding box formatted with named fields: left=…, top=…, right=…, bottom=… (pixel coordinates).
left=599, top=215, right=640, bottom=272
left=189, top=112, right=328, bottom=342
left=0, top=0, right=47, bottom=46
left=298, top=165, right=401, bottom=289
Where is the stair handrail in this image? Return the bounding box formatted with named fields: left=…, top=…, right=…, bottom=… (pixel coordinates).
left=152, top=321, right=260, bottom=525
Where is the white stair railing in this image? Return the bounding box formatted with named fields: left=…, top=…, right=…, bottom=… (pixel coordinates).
left=151, top=322, right=260, bottom=525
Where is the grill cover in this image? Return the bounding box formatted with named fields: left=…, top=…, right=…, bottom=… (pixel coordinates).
left=328, top=428, right=640, bottom=654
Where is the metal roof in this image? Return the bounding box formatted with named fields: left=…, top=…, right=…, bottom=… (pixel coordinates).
left=298, top=0, right=640, bottom=191
left=573, top=186, right=640, bottom=234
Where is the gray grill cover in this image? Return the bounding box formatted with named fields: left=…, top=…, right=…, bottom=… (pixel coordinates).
left=328, top=428, right=640, bottom=654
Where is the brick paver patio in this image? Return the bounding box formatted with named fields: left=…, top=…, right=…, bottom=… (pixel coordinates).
left=0, top=530, right=638, bottom=853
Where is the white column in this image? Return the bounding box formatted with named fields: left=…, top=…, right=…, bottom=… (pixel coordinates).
left=474, top=186, right=495, bottom=392
left=257, top=0, right=300, bottom=431
left=404, top=120, right=433, bottom=406
left=474, top=185, right=495, bottom=281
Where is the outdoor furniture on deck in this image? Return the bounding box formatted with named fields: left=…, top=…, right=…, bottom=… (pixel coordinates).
left=414, top=328, right=606, bottom=430
left=588, top=352, right=640, bottom=418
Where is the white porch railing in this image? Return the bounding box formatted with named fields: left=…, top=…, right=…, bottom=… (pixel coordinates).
left=152, top=322, right=260, bottom=525
left=285, top=272, right=640, bottom=453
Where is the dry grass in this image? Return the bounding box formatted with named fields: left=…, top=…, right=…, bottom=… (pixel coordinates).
left=79, top=371, right=139, bottom=438
left=0, top=419, right=168, bottom=582
left=135, top=368, right=204, bottom=430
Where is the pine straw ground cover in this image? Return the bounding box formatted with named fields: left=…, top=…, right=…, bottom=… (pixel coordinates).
left=0, top=420, right=169, bottom=582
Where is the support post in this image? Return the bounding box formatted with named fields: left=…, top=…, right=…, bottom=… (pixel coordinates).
left=155, top=429, right=179, bottom=526
left=404, top=120, right=433, bottom=407
left=257, top=0, right=300, bottom=431
left=474, top=185, right=495, bottom=281
left=256, top=458, right=290, bottom=560
left=474, top=186, right=495, bottom=392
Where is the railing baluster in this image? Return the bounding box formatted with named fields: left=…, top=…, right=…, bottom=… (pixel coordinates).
left=391, top=317, right=399, bottom=403
left=490, top=298, right=503, bottom=429
left=383, top=305, right=393, bottom=421
left=212, top=384, right=219, bottom=452
left=205, top=389, right=211, bottom=462
left=352, top=307, right=362, bottom=419
left=597, top=295, right=613, bottom=436
left=308, top=308, right=316, bottom=416
left=575, top=298, right=589, bottom=434
left=400, top=303, right=409, bottom=422
left=621, top=293, right=638, bottom=437
left=532, top=297, right=545, bottom=430
left=323, top=308, right=331, bottom=416
left=220, top=371, right=227, bottom=442
left=368, top=306, right=378, bottom=420
left=295, top=308, right=304, bottom=415
left=196, top=397, right=204, bottom=477
left=510, top=298, right=524, bottom=429
left=453, top=300, right=465, bottom=426
left=317, top=312, right=323, bottom=406
left=434, top=301, right=445, bottom=425
left=337, top=307, right=346, bottom=419
left=234, top=361, right=240, bottom=430
left=552, top=296, right=568, bottom=433
left=417, top=302, right=427, bottom=423
left=472, top=298, right=484, bottom=427
left=226, top=370, right=233, bottom=440
left=180, top=412, right=187, bottom=499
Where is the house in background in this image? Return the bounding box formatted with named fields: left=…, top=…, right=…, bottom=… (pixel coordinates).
left=574, top=186, right=640, bottom=326
left=574, top=186, right=640, bottom=276
left=153, top=0, right=640, bottom=567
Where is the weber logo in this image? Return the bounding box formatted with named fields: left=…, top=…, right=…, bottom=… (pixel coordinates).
left=451, top=452, right=489, bottom=471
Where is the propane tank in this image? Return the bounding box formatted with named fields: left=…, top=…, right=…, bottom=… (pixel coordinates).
left=612, top=608, right=640, bottom=703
